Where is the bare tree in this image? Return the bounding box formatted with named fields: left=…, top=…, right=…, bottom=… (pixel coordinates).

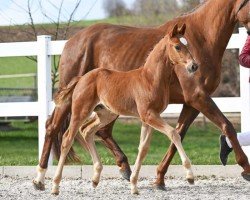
left=132, top=0, right=180, bottom=25
left=0, top=0, right=84, bottom=89
left=180, top=0, right=201, bottom=11
left=103, top=0, right=130, bottom=17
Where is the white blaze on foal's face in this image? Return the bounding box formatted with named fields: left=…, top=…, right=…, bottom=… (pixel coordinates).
left=180, top=37, right=188, bottom=46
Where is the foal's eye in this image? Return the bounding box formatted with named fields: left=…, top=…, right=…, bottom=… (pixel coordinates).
left=175, top=45, right=181, bottom=51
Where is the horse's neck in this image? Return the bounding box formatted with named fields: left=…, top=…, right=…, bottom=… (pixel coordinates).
left=161, top=0, right=237, bottom=61
left=191, top=0, right=236, bottom=58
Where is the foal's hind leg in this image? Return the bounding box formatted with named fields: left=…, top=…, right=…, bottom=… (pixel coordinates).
left=142, top=111, right=194, bottom=184
left=33, top=104, right=70, bottom=190
left=80, top=106, right=118, bottom=188
left=130, top=123, right=153, bottom=194
left=51, top=102, right=96, bottom=195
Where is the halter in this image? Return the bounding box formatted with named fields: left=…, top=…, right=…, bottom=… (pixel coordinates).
left=236, top=0, right=250, bottom=15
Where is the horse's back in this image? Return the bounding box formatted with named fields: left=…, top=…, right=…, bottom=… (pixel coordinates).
left=58, top=23, right=165, bottom=87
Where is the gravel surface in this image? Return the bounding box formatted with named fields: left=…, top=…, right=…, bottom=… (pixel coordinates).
left=0, top=176, right=250, bottom=200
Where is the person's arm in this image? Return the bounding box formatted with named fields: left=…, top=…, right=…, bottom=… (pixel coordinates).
left=239, top=36, right=250, bottom=68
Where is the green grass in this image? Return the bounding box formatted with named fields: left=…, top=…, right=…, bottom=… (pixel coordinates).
left=0, top=120, right=237, bottom=166
left=0, top=57, right=37, bottom=89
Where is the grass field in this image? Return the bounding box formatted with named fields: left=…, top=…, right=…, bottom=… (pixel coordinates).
left=0, top=120, right=237, bottom=166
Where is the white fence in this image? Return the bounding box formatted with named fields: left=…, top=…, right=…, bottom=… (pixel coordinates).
left=0, top=28, right=249, bottom=162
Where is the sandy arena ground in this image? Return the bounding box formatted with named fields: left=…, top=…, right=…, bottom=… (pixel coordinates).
left=0, top=176, right=250, bottom=200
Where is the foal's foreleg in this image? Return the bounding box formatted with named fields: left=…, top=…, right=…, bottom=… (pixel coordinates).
left=155, top=104, right=199, bottom=189
left=130, top=123, right=152, bottom=194
left=143, top=112, right=194, bottom=183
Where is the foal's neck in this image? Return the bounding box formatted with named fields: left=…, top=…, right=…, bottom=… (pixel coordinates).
left=143, top=41, right=172, bottom=83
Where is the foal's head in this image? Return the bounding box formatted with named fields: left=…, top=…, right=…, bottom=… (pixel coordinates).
left=165, top=24, right=198, bottom=74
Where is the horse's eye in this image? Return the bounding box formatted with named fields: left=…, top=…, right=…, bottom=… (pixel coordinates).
left=175, top=45, right=181, bottom=51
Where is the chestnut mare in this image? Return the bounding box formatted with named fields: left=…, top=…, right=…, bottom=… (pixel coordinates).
left=34, top=0, right=250, bottom=190
left=51, top=24, right=196, bottom=195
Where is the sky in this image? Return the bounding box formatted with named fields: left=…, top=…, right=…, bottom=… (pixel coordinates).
left=0, top=0, right=136, bottom=26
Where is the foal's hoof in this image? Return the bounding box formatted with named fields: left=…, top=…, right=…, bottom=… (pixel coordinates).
left=51, top=185, right=60, bottom=195
left=131, top=188, right=139, bottom=195
left=187, top=178, right=195, bottom=185
left=51, top=190, right=59, bottom=196
left=32, top=180, right=45, bottom=191
left=241, top=172, right=250, bottom=181
left=92, top=180, right=99, bottom=188
left=153, top=183, right=167, bottom=191
left=119, top=168, right=132, bottom=181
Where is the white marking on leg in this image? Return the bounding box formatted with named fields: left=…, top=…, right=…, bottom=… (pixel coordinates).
left=130, top=123, right=152, bottom=195
left=34, top=165, right=47, bottom=184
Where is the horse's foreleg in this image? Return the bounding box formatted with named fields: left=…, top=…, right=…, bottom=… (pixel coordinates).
left=33, top=104, right=70, bottom=191
left=142, top=111, right=194, bottom=187
left=96, top=119, right=132, bottom=180
left=187, top=91, right=250, bottom=180
left=130, top=123, right=152, bottom=195
left=155, top=104, right=199, bottom=189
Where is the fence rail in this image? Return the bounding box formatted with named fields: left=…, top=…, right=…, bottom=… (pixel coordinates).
left=0, top=28, right=249, bottom=163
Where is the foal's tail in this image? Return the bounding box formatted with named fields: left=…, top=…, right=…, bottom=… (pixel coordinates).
left=54, top=76, right=81, bottom=106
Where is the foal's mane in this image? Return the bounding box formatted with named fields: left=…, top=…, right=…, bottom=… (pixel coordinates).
left=144, top=36, right=168, bottom=67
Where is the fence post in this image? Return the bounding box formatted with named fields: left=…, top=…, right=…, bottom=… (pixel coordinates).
left=239, top=28, right=250, bottom=159
left=37, top=35, right=53, bottom=165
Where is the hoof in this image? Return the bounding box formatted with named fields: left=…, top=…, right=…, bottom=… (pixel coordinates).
left=92, top=180, right=99, bottom=188
left=32, top=180, right=45, bottom=191
left=241, top=172, right=250, bottom=181
left=187, top=178, right=195, bottom=185
left=119, top=168, right=132, bottom=181
left=131, top=188, right=139, bottom=195
left=51, top=185, right=60, bottom=195
left=153, top=183, right=167, bottom=191
left=51, top=190, right=59, bottom=196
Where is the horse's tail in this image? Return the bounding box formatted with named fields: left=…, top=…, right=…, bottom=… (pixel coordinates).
left=52, top=76, right=82, bottom=163
left=54, top=76, right=81, bottom=106
left=51, top=113, right=81, bottom=163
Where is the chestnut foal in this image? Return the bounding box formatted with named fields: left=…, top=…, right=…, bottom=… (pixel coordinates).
left=52, top=24, right=198, bottom=195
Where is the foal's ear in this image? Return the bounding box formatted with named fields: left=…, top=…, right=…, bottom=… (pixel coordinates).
left=178, top=23, right=186, bottom=36
left=170, top=24, right=179, bottom=38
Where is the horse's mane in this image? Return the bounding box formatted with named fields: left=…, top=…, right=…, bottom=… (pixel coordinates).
left=179, top=0, right=209, bottom=17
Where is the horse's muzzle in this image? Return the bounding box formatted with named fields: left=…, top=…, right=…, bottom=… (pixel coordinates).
left=187, top=62, right=198, bottom=73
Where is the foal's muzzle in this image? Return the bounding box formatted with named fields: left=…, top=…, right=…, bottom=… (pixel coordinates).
left=187, top=62, right=198, bottom=73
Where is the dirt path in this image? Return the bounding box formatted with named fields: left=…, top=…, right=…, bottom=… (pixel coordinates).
left=1, top=176, right=250, bottom=200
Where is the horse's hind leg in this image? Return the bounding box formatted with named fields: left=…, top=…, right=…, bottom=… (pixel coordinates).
left=130, top=123, right=152, bottom=195
left=142, top=111, right=194, bottom=184
left=96, top=121, right=132, bottom=180
left=33, top=104, right=70, bottom=190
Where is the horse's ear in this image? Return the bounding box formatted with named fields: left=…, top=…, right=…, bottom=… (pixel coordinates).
left=178, top=23, right=186, bottom=36
left=170, top=24, right=179, bottom=38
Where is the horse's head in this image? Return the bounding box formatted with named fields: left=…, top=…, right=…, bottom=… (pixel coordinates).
left=236, top=0, right=250, bottom=31
left=166, top=23, right=198, bottom=74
